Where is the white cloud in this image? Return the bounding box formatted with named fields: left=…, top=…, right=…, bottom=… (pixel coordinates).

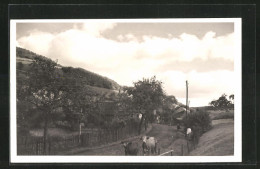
left=17, top=31, right=55, bottom=56
left=157, top=70, right=234, bottom=106
left=17, top=23, right=235, bottom=106
left=81, top=22, right=117, bottom=37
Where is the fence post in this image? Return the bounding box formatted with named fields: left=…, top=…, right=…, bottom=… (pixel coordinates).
left=116, top=129, right=118, bottom=141
left=48, top=140, right=51, bottom=155
left=181, top=144, right=184, bottom=156
left=158, top=148, right=160, bottom=155
left=187, top=141, right=190, bottom=153
left=36, top=141, right=39, bottom=155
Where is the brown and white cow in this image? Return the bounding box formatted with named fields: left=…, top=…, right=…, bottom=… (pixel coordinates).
left=140, top=136, right=158, bottom=155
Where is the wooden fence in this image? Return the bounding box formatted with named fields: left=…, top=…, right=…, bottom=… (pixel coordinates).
left=17, top=123, right=138, bottom=155
left=157, top=141, right=195, bottom=156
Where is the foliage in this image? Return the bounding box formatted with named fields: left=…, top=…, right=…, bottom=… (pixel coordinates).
left=126, top=76, right=165, bottom=112
left=61, top=76, right=98, bottom=130
left=209, top=94, right=234, bottom=109
left=17, top=47, right=120, bottom=90
left=159, top=95, right=179, bottom=124
left=125, top=76, right=165, bottom=133
left=183, top=111, right=212, bottom=137
left=17, top=62, right=24, bottom=69
left=163, top=95, right=178, bottom=106
left=109, top=118, right=127, bottom=129
left=17, top=55, right=68, bottom=154
left=229, top=94, right=234, bottom=104
left=115, top=87, right=134, bottom=115
left=17, top=47, right=122, bottom=131
left=61, top=67, right=119, bottom=89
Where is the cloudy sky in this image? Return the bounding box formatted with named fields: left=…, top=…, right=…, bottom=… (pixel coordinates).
left=16, top=20, right=235, bottom=107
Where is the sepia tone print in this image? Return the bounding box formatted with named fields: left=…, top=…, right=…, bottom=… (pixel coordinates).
left=10, top=19, right=241, bottom=163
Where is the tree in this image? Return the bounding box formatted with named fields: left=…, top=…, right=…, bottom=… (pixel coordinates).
left=17, top=56, right=67, bottom=154
left=209, top=100, right=219, bottom=108
left=115, top=87, right=134, bottom=119
left=217, top=94, right=232, bottom=109
left=126, top=76, right=165, bottom=134
left=209, top=94, right=233, bottom=110
left=60, top=71, right=95, bottom=130
left=160, top=95, right=178, bottom=125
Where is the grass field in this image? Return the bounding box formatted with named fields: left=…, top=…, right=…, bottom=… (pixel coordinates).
left=208, top=109, right=234, bottom=120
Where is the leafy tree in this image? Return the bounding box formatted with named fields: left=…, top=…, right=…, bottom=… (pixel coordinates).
left=60, top=70, right=96, bottom=130
left=115, top=87, right=134, bottom=119
left=209, top=100, right=219, bottom=108
left=209, top=94, right=233, bottom=110
left=126, top=76, right=165, bottom=134
left=160, top=95, right=178, bottom=125
left=17, top=56, right=67, bottom=154
left=217, top=94, right=231, bottom=108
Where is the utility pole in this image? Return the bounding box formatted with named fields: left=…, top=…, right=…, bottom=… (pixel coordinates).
left=188, top=100, right=190, bottom=113
left=186, top=80, right=188, bottom=117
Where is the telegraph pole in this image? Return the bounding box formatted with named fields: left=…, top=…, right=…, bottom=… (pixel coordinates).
left=186, top=80, right=188, bottom=117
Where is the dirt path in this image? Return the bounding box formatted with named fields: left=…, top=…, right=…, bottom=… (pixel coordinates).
left=75, top=123, right=184, bottom=156
left=74, top=119, right=234, bottom=156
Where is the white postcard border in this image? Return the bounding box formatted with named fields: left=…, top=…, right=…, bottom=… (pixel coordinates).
left=10, top=18, right=242, bottom=163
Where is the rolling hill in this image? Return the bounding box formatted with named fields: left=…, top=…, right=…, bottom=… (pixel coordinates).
left=16, top=47, right=121, bottom=96
left=16, top=47, right=186, bottom=118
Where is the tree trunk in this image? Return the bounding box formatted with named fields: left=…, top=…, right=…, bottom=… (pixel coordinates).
left=144, top=119, right=148, bottom=131
left=138, top=114, right=144, bottom=135
left=43, top=115, right=48, bottom=155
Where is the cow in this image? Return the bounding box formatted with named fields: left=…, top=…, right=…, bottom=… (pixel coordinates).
left=140, top=136, right=158, bottom=155
left=121, top=141, right=139, bottom=156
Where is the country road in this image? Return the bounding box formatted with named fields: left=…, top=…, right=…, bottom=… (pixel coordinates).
left=75, top=123, right=187, bottom=156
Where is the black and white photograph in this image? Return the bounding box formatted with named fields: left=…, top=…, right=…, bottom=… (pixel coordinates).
left=10, top=19, right=242, bottom=163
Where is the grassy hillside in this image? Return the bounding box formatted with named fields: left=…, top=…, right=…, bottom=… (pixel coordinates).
left=188, top=109, right=234, bottom=156
left=189, top=118, right=234, bottom=156
left=16, top=47, right=120, bottom=92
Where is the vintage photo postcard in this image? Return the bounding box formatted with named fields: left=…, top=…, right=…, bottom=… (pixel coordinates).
left=10, top=18, right=241, bottom=163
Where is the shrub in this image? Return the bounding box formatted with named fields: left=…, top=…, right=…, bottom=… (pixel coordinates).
left=129, top=117, right=140, bottom=126
left=107, top=118, right=126, bottom=129
left=183, top=111, right=212, bottom=136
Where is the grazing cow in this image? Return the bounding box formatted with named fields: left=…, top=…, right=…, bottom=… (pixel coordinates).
left=121, top=141, right=139, bottom=156
left=140, top=136, right=158, bottom=155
